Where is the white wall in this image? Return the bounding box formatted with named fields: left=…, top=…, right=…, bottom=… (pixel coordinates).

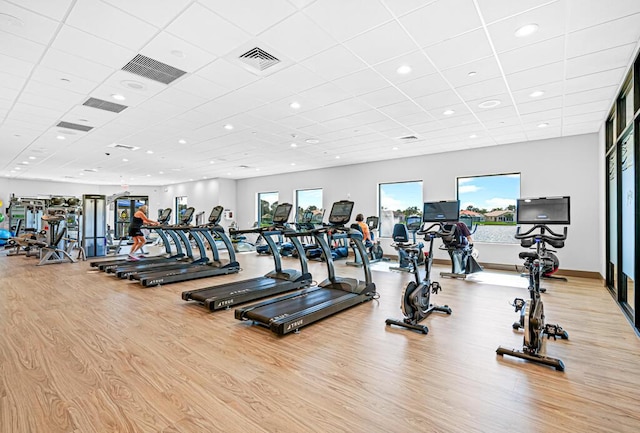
left=236, top=133, right=602, bottom=273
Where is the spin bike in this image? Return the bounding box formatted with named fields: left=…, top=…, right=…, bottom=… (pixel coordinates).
left=347, top=216, right=387, bottom=267
left=496, top=224, right=569, bottom=371
left=386, top=222, right=453, bottom=334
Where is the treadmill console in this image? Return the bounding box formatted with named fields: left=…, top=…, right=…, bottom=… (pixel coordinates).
left=328, top=200, right=354, bottom=226
left=158, top=208, right=172, bottom=224
left=179, top=207, right=195, bottom=225
left=423, top=200, right=460, bottom=223
left=272, top=203, right=293, bottom=225
left=208, top=205, right=224, bottom=224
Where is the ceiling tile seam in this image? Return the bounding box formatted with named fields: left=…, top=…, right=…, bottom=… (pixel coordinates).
left=470, top=0, right=529, bottom=142
left=565, top=42, right=638, bottom=61
left=559, top=0, right=570, bottom=137
left=379, top=1, right=498, bottom=145
left=481, top=0, right=559, bottom=27
left=566, top=11, right=640, bottom=35
left=98, top=0, right=194, bottom=31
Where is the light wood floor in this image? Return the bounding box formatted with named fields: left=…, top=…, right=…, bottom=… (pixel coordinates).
left=1, top=250, right=639, bottom=433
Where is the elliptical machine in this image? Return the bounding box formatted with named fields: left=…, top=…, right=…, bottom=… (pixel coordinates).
left=347, top=216, right=387, bottom=267
left=497, top=196, right=570, bottom=371
left=386, top=201, right=458, bottom=334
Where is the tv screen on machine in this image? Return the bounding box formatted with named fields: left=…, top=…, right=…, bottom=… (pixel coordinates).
left=516, top=196, right=570, bottom=225
left=423, top=200, right=460, bottom=222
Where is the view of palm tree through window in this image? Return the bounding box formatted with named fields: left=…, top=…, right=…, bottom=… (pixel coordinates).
left=457, top=173, right=521, bottom=244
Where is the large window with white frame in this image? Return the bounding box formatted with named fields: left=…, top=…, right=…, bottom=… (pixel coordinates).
left=457, top=173, right=520, bottom=244
left=378, top=181, right=423, bottom=237
left=295, top=188, right=323, bottom=223
left=258, top=192, right=279, bottom=226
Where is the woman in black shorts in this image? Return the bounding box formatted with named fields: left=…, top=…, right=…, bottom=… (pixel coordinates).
left=128, top=205, right=158, bottom=260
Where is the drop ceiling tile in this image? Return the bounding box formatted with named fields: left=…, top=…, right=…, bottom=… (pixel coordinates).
left=235, top=79, right=295, bottom=104
left=39, top=48, right=115, bottom=83
left=0, top=1, right=60, bottom=44
left=305, top=0, right=392, bottom=42
left=140, top=31, right=217, bottom=73
left=0, top=70, right=27, bottom=90
left=566, top=14, right=640, bottom=58
left=154, top=87, right=208, bottom=110
left=566, top=43, right=636, bottom=79
left=371, top=50, right=437, bottom=84
left=343, top=20, right=416, bottom=65
left=263, top=64, right=326, bottom=94
left=197, top=59, right=260, bottom=90
left=259, top=12, right=336, bottom=62
left=564, top=68, right=626, bottom=94
left=357, top=86, right=407, bottom=108
left=564, top=85, right=618, bottom=107
left=400, top=0, right=481, bottom=47
left=11, top=0, right=74, bottom=21
left=0, top=31, right=46, bottom=63
left=440, top=56, right=502, bottom=87
left=396, top=73, right=451, bottom=98
left=564, top=100, right=611, bottom=116
left=171, top=75, right=228, bottom=101
left=102, top=0, right=193, bottom=28
left=499, top=36, right=565, bottom=75
left=332, top=68, right=389, bottom=96
left=520, top=108, right=562, bottom=124
left=512, top=81, right=564, bottom=104
left=276, top=115, right=317, bottom=130
left=492, top=132, right=528, bottom=144
left=166, top=3, right=251, bottom=57
left=457, top=78, right=510, bottom=101
left=66, top=0, right=158, bottom=50
left=488, top=2, right=566, bottom=53
left=377, top=100, right=424, bottom=118
left=200, top=0, right=296, bottom=35
left=425, top=28, right=493, bottom=70
left=474, top=105, right=520, bottom=123
left=563, top=111, right=606, bottom=125
left=298, top=82, right=351, bottom=106
left=300, top=44, right=368, bottom=81
left=506, top=61, right=564, bottom=90
left=63, top=104, right=120, bottom=127
left=415, top=90, right=463, bottom=110
left=426, top=103, right=472, bottom=120
left=476, top=0, right=557, bottom=24
left=562, top=122, right=600, bottom=135
left=0, top=52, right=34, bottom=77
left=568, top=0, right=640, bottom=32
left=518, top=96, right=563, bottom=114
left=30, top=65, right=101, bottom=95
left=52, top=25, right=136, bottom=68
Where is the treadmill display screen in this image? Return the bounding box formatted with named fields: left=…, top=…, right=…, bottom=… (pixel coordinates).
left=180, top=207, right=195, bottom=224
left=329, top=201, right=354, bottom=225
left=208, top=206, right=223, bottom=223
left=423, top=200, right=460, bottom=222
left=516, top=196, right=570, bottom=225
left=273, top=203, right=293, bottom=223
left=158, top=208, right=172, bottom=223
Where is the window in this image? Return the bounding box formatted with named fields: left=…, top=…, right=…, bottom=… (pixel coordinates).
left=258, top=192, right=278, bottom=226
left=296, top=188, right=323, bottom=223
left=378, top=181, right=423, bottom=237
left=175, top=196, right=188, bottom=224
left=457, top=173, right=520, bottom=244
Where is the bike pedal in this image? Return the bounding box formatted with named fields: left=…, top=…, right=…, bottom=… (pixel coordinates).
left=543, top=324, right=563, bottom=339
left=430, top=282, right=441, bottom=294
left=512, top=298, right=525, bottom=312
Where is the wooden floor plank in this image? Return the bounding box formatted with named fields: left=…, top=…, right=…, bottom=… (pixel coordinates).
left=1, top=251, right=639, bottom=433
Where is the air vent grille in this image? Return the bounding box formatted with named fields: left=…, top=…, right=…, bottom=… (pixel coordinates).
left=238, top=47, right=280, bottom=71
left=399, top=135, right=418, bottom=140
left=122, top=54, right=187, bottom=84
left=108, top=143, right=139, bottom=151
left=57, top=121, right=93, bottom=132
left=83, top=97, right=128, bottom=113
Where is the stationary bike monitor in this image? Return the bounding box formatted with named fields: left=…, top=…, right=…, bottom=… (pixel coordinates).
left=516, top=196, right=570, bottom=225
left=328, top=200, right=354, bottom=225
left=272, top=203, right=293, bottom=224
left=423, top=200, right=460, bottom=223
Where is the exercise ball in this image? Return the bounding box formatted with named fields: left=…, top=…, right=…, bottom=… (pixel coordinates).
left=0, top=228, right=11, bottom=246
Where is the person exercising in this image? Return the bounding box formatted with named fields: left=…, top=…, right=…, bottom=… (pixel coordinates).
left=355, top=214, right=372, bottom=246
left=455, top=222, right=474, bottom=247
left=128, top=205, right=158, bottom=260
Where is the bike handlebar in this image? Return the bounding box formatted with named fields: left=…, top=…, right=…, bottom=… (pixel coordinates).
left=417, top=222, right=456, bottom=238
left=515, top=224, right=567, bottom=242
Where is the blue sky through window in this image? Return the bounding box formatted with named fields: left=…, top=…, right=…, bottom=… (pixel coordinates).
left=457, top=174, right=520, bottom=211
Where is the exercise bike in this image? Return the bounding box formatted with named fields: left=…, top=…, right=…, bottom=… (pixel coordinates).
left=439, top=221, right=483, bottom=279
left=497, top=196, right=570, bottom=371
left=390, top=215, right=424, bottom=273
left=347, top=216, right=388, bottom=267
left=385, top=222, right=453, bottom=334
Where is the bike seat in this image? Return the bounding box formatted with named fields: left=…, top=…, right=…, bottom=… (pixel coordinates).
left=519, top=251, right=537, bottom=260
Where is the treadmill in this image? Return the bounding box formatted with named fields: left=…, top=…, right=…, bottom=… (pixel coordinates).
left=132, top=205, right=240, bottom=287
left=182, top=203, right=312, bottom=311
left=235, top=200, right=377, bottom=335
left=90, top=208, right=178, bottom=272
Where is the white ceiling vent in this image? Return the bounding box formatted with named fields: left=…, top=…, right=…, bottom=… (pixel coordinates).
left=122, top=54, right=187, bottom=85
left=83, top=97, right=128, bottom=113
left=108, top=143, right=140, bottom=151
left=56, top=121, right=93, bottom=132
left=399, top=135, right=419, bottom=140
left=238, top=47, right=280, bottom=72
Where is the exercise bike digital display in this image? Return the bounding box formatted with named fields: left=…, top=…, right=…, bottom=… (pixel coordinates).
left=272, top=203, right=293, bottom=223
left=328, top=201, right=354, bottom=225
left=516, top=196, right=570, bottom=225
left=422, top=200, right=460, bottom=223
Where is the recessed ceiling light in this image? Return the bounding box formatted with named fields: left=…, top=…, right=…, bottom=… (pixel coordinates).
left=224, top=124, right=234, bottom=130
left=443, top=109, right=455, bottom=115
left=121, top=80, right=146, bottom=91
left=478, top=100, right=501, bottom=108
left=256, top=168, right=260, bottom=171
left=537, top=122, right=549, bottom=128
left=227, top=172, right=231, bottom=175
left=468, top=71, right=477, bottom=77
left=21, top=161, right=28, bottom=165
left=189, top=178, right=194, bottom=181
left=111, top=93, right=126, bottom=101
left=14, top=167, right=20, bottom=170
left=392, top=147, right=399, bottom=150
left=290, top=101, right=301, bottom=109
left=122, top=158, right=129, bottom=162
left=178, top=139, right=187, bottom=144
left=79, top=172, right=84, bottom=176
left=171, top=49, right=185, bottom=58
left=78, top=118, right=89, bottom=122
left=56, top=135, right=65, bottom=140
left=290, top=143, right=297, bottom=148
left=305, top=139, right=319, bottom=144
left=291, top=163, right=296, bottom=166
left=146, top=150, right=154, bottom=154
left=28, top=156, right=36, bottom=160
left=396, top=65, right=412, bottom=75
left=0, top=13, right=24, bottom=27
left=146, top=174, right=151, bottom=177
left=335, top=155, right=340, bottom=159
left=469, top=134, right=478, bottom=138
left=159, top=171, right=164, bottom=174
left=515, top=23, right=539, bottom=37
left=209, top=160, right=215, bottom=164
left=529, top=90, right=545, bottom=98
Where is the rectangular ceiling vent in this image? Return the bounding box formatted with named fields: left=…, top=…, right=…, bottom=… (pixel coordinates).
left=108, top=143, right=140, bottom=151
left=83, top=168, right=98, bottom=173
left=122, top=54, right=187, bottom=85
left=83, top=97, right=128, bottom=113
left=56, top=121, right=93, bottom=132
left=238, top=47, right=280, bottom=72
left=399, top=135, right=418, bottom=140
